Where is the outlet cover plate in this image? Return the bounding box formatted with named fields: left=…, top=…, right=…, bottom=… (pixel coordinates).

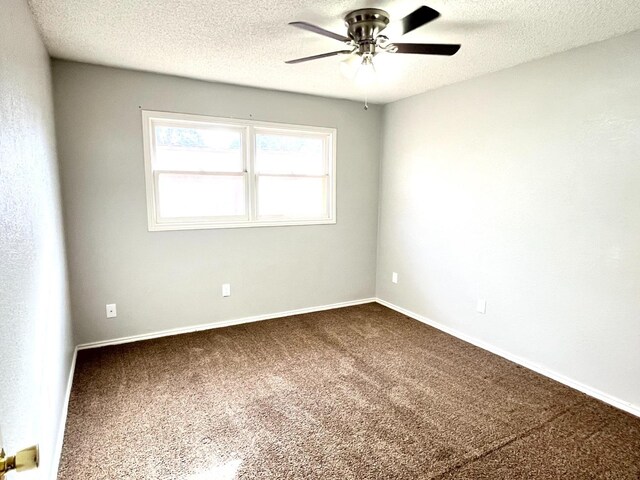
left=106, top=304, right=117, bottom=318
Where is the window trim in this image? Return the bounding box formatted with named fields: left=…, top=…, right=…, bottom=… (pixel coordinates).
left=141, top=110, right=337, bottom=231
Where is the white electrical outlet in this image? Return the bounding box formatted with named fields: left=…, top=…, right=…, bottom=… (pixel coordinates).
left=222, top=283, right=231, bottom=297
left=392, top=272, right=398, bottom=284
left=476, top=299, right=487, bottom=314
left=106, top=303, right=117, bottom=318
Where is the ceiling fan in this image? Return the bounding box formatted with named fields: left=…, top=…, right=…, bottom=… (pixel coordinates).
left=285, top=5, right=461, bottom=69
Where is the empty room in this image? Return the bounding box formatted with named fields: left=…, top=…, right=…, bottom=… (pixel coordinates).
left=1, top=0, right=640, bottom=478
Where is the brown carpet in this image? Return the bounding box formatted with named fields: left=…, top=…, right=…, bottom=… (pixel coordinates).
left=57, top=303, right=640, bottom=479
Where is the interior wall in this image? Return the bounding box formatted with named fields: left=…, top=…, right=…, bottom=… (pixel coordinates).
left=0, top=0, right=75, bottom=478
left=377, top=30, right=640, bottom=409
left=52, top=60, right=381, bottom=345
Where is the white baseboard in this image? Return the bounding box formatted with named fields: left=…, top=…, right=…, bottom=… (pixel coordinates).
left=376, top=298, right=640, bottom=418
left=77, top=298, right=377, bottom=350
left=51, top=346, right=78, bottom=479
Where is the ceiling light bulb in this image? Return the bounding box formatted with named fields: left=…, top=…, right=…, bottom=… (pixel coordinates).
left=355, top=54, right=377, bottom=88
left=339, top=54, right=360, bottom=80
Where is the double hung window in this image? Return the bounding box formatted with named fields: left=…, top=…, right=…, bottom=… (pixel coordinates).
left=142, top=111, right=336, bottom=231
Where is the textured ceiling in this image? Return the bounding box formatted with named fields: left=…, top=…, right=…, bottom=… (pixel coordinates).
left=29, top=0, right=640, bottom=104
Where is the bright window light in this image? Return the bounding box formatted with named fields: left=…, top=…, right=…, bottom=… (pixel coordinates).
left=141, top=111, right=336, bottom=231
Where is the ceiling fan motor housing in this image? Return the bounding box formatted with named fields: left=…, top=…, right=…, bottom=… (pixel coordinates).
left=344, top=8, right=390, bottom=54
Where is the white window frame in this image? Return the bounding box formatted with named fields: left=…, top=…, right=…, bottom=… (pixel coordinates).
left=141, top=110, right=337, bottom=231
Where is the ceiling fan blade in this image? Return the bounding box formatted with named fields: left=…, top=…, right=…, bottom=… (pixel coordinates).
left=391, top=43, right=461, bottom=56
left=285, top=50, right=353, bottom=64
left=289, top=21, right=350, bottom=43
left=400, top=6, right=441, bottom=35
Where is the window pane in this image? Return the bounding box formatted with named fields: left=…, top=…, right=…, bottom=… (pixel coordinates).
left=157, top=173, right=246, bottom=218
left=153, top=125, right=243, bottom=172
left=255, top=133, right=325, bottom=175
left=257, top=176, right=327, bottom=218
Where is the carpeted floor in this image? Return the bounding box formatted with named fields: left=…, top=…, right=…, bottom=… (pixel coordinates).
left=57, top=303, right=640, bottom=479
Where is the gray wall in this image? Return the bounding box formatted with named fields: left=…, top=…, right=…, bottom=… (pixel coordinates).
left=0, top=0, right=74, bottom=478
left=52, top=61, right=381, bottom=345
left=377, top=31, right=640, bottom=409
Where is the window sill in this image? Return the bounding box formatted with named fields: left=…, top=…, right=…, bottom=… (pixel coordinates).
left=148, top=218, right=336, bottom=232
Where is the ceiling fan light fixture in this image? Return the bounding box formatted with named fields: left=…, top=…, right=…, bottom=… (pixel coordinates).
left=354, top=53, right=377, bottom=88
